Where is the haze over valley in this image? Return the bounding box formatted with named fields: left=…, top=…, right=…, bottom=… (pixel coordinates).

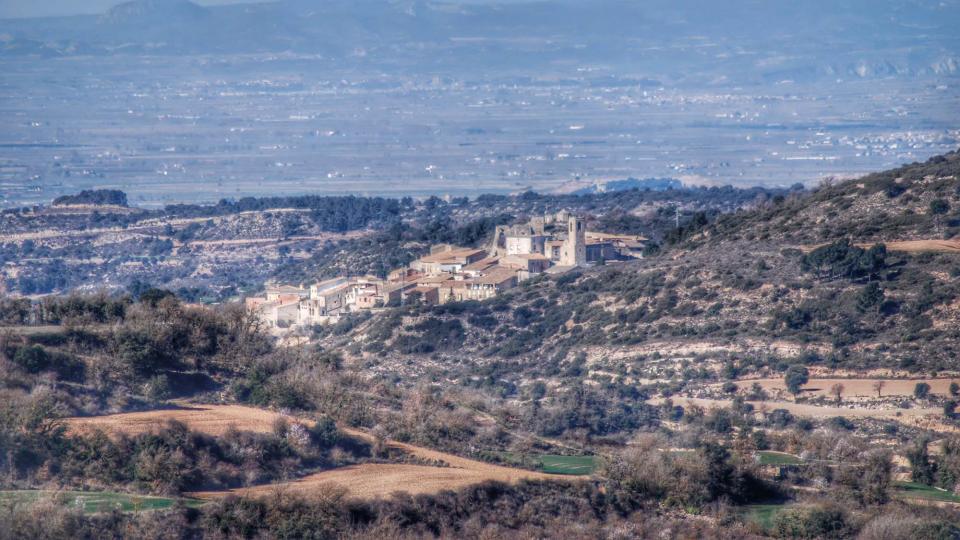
left=0, top=0, right=958, bottom=207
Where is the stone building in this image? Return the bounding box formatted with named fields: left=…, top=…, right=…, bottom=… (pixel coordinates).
left=559, top=215, right=586, bottom=266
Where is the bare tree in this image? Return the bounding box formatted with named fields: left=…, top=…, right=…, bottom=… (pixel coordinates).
left=830, top=383, right=845, bottom=404
left=872, top=380, right=886, bottom=398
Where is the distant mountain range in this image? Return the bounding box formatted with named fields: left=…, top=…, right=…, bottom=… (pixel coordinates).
left=1, top=0, right=958, bottom=83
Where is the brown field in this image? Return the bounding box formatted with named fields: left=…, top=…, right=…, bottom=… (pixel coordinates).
left=190, top=456, right=565, bottom=500
left=881, top=240, right=960, bottom=253
left=66, top=404, right=574, bottom=499
left=802, top=240, right=960, bottom=254
left=66, top=404, right=288, bottom=438
left=733, top=377, right=959, bottom=398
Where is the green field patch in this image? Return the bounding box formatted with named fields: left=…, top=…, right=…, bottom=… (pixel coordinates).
left=538, top=455, right=597, bottom=475
left=742, top=501, right=794, bottom=530
left=894, top=482, right=960, bottom=504
left=492, top=453, right=597, bottom=475
left=0, top=490, right=205, bottom=514
left=757, top=451, right=803, bottom=466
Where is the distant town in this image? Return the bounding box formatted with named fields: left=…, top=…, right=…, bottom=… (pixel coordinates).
left=247, top=211, right=645, bottom=329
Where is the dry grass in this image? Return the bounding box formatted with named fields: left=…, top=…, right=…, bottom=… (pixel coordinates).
left=652, top=396, right=941, bottom=420
left=66, top=404, right=573, bottom=500
left=801, top=239, right=960, bottom=254
left=651, top=396, right=959, bottom=434
left=66, top=404, right=287, bottom=438
left=190, top=460, right=555, bottom=500
left=881, top=240, right=960, bottom=253
left=733, top=377, right=959, bottom=398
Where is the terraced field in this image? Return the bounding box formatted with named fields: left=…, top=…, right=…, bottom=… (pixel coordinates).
left=894, top=482, right=960, bottom=505
left=653, top=397, right=940, bottom=420
left=538, top=455, right=598, bottom=475
left=734, top=377, right=960, bottom=398
left=66, top=404, right=581, bottom=500
left=0, top=490, right=204, bottom=514
left=66, top=404, right=288, bottom=438
left=756, top=451, right=803, bottom=466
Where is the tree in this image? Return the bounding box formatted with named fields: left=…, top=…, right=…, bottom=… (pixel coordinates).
left=872, top=380, right=886, bottom=398
left=944, top=400, right=957, bottom=419
left=12, top=345, right=50, bottom=373
left=914, top=382, right=932, bottom=400
left=784, top=366, right=810, bottom=396
left=930, top=198, right=951, bottom=215
left=950, top=382, right=959, bottom=397
left=859, top=450, right=893, bottom=505
left=856, top=283, right=884, bottom=312
left=830, top=383, right=845, bottom=404
left=930, top=199, right=951, bottom=234
left=801, top=240, right=886, bottom=281
left=906, top=438, right=936, bottom=485
left=115, top=329, right=170, bottom=377
left=138, top=288, right=175, bottom=306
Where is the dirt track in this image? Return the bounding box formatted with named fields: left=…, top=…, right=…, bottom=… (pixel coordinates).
left=881, top=240, right=960, bottom=253
left=734, top=377, right=959, bottom=398
left=650, top=397, right=954, bottom=433
left=656, top=396, right=940, bottom=420
left=802, top=239, right=960, bottom=254
left=66, top=404, right=574, bottom=499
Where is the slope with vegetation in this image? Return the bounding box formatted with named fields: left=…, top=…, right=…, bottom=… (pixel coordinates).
left=3, top=153, right=960, bottom=538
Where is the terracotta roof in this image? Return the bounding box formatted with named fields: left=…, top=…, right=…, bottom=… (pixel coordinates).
left=316, top=282, right=352, bottom=296
left=504, top=253, right=549, bottom=260
left=416, top=275, right=455, bottom=285
left=586, top=232, right=648, bottom=242
left=473, top=268, right=518, bottom=285
left=388, top=271, right=425, bottom=283
left=417, top=248, right=486, bottom=264
left=463, top=257, right=500, bottom=271
left=267, top=285, right=307, bottom=293
left=383, top=282, right=417, bottom=293
left=410, top=285, right=438, bottom=294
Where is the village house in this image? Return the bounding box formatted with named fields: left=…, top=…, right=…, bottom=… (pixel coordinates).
left=265, top=284, right=309, bottom=301
left=246, top=295, right=301, bottom=328
left=409, top=246, right=487, bottom=275
left=248, top=211, right=645, bottom=328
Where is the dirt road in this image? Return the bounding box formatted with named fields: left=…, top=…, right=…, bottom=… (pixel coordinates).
left=650, top=397, right=955, bottom=433
left=733, top=377, right=959, bottom=398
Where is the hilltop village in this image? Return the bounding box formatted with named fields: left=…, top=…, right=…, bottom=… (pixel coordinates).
left=247, top=211, right=644, bottom=328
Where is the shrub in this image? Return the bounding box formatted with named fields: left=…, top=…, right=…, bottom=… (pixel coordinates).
left=784, top=365, right=809, bottom=395
left=772, top=505, right=849, bottom=539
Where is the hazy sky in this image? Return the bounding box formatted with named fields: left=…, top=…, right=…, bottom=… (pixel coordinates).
left=0, top=0, right=262, bottom=19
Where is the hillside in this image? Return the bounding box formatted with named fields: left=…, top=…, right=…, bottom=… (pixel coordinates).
left=327, top=152, right=960, bottom=397
left=710, top=149, right=960, bottom=245
left=3, top=154, right=960, bottom=537
left=0, top=185, right=776, bottom=297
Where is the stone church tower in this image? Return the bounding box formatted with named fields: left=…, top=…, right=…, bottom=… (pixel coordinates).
left=560, top=215, right=586, bottom=266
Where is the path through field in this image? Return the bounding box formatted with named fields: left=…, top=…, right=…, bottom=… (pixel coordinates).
left=66, top=404, right=576, bottom=499
left=802, top=239, right=960, bottom=255
left=881, top=240, right=960, bottom=253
